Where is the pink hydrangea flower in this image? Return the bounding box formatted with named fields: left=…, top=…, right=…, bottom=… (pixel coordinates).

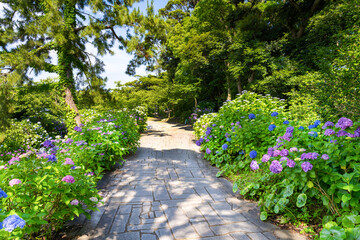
left=62, top=175, right=75, bottom=183
left=8, top=157, right=20, bottom=165
left=9, top=179, right=22, bottom=186
left=70, top=199, right=79, bottom=205
left=63, top=158, right=75, bottom=165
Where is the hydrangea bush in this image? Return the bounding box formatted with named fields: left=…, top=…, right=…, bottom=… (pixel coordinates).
left=0, top=110, right=144, bottom=239
left=195, top=91, right=360, bottom=239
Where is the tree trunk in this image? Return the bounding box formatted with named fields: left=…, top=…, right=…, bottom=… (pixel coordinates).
left=237, top=79, right=243, bottom=94
left=248, top=71, right=255, bottom=83
left=226, top=61, right=231, bottom=100
left=57, top=1, right=81, bottom=126
left=65, top=87, right=81, bottom=126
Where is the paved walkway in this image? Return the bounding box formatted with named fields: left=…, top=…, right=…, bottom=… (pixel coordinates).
left=70, top=120, right=306, bottom=240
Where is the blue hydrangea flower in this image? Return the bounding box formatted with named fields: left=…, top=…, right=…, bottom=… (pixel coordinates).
left=0, top=221, right=2, bottom=229
left=283, top=120, right=289, bottom=124
left=226, top=137, right=231, bottom=142
left=42, top=140, right=54, bottom=148
left=308, top=124, right=316, bottom=129
left=268, top=124, right=276, bottom=131
left=3, top=215, right=26, bottom=232
left=309, top=131, right=318, bottom=138
left=314, top=120, right=321, bottom=126
left=239, top=151, right=244, bottom=155
left=248, top=113, right=256, bottom=119
left=222, top=144, right=228, bottom=150
left=0, top=188, right=7, bottom=198
left=271, top=112, right=278, bottom=117
left=298, top=126, right=305, bottom=130
left=249, top=150, right=257, bottom=159
left=46, top=154, right=57, bottom=162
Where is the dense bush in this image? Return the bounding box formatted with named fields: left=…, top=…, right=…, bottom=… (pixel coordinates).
left=0, top=110, right=144, bottom=239
left=195, top=91, right=360, bottom=239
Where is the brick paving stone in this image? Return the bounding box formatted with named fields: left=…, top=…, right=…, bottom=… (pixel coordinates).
left=263, top=232, right=278, bottom=240
left=142, top=233, right=158, bottom=240
left=229, top=232, right=251, bottom=240
left=191, top=221, right=214, bottom=237
left=109, top=214, right=130, bottom=233
left=106, top=232, right=140, bottom=240
left=247, top=232, right=270, bottom=240
left=199, top=236, right=235, bottom=240
left=153, top=186, right=171, bottom=201
left=128, top=207, right=142, bottom=225
left=156, top=228, right=174, bottom=240
left=210, top=222, right=261, bottom=235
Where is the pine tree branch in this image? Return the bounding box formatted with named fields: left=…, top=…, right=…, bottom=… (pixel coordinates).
left=104, top=25, right=126, bottom=45
left=288, top=0, right=302, bottom=13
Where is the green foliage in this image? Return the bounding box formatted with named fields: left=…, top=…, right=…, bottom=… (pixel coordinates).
left=0, top=120, right=49, bottom=152
left=0, top=109, right=143, bottom=239
left=195, top=91, right=360, bottom=238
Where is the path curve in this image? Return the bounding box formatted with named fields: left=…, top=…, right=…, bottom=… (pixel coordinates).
left=73, top=120, right=306, bottom=240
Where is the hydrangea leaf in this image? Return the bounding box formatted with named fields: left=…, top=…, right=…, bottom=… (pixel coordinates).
left=296, top=193, right=307, bottom=208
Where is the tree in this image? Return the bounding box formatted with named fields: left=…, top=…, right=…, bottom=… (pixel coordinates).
left=0, top=0, right=142, bottom=126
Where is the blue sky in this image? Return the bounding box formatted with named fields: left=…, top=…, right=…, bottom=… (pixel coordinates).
left=0, top=1, right=168, bottom=89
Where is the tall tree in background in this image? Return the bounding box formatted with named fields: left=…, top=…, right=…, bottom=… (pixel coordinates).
left=0, top=0, right=142, bottom=126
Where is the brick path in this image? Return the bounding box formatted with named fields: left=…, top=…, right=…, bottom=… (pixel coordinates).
left=72, top=120, right=307, bottom=240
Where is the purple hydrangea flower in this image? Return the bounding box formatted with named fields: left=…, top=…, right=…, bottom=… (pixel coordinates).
left=330, top=140, right=338, bottom=144
left=65, top=138, right=73, bottom=144
left=311, top=152, right=319, bottom=159
left=70, top=199, right=79, bottom=205
left=2, top=215, right=26, bottom=232
left=250, top=160, right=259, bottom=170
left=222, top=144, right=228, bottom=150
left=322, top=121, right=334, bottom=129
left=354, top=127, right=360, bottom=137
left=324, top=129, right=336, bottom=136
left=249, top=150, right=257, bottom=159
left=290, top=147, right=298, bottom=152
left=273, top=150, right=281, bottom=157
left=248, top=113, right=256, bottom=119
left=337, top=130, right=348, bottom=137
left=301, top=162, right=313, bottom=172
left=62, top=175, right=75, bottom=183
left=271, top=112, right=278, bottom=117
left=9, top=179, right=21, bottom=186
left=74, top=126, right=82, bottom=132
left=270, top=160, right=283, bottom=174
left=280, top=149, right=289, bottom=157
left=235, top=122, right=240, bottom=125
left=287, top=159, right=296, bottom=168
left=262, top=154, right=271, bottom=162
left=280, top=157, right=289, bottom=162
left=206, top=148, right=211, bottom=154
left=286, top=126, right=294, bottom=133
left=336, top=117, right=353, bottom=130
left=321, top=154, right=329, bottom=160
left=268, top=147, right=274, bottom=157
